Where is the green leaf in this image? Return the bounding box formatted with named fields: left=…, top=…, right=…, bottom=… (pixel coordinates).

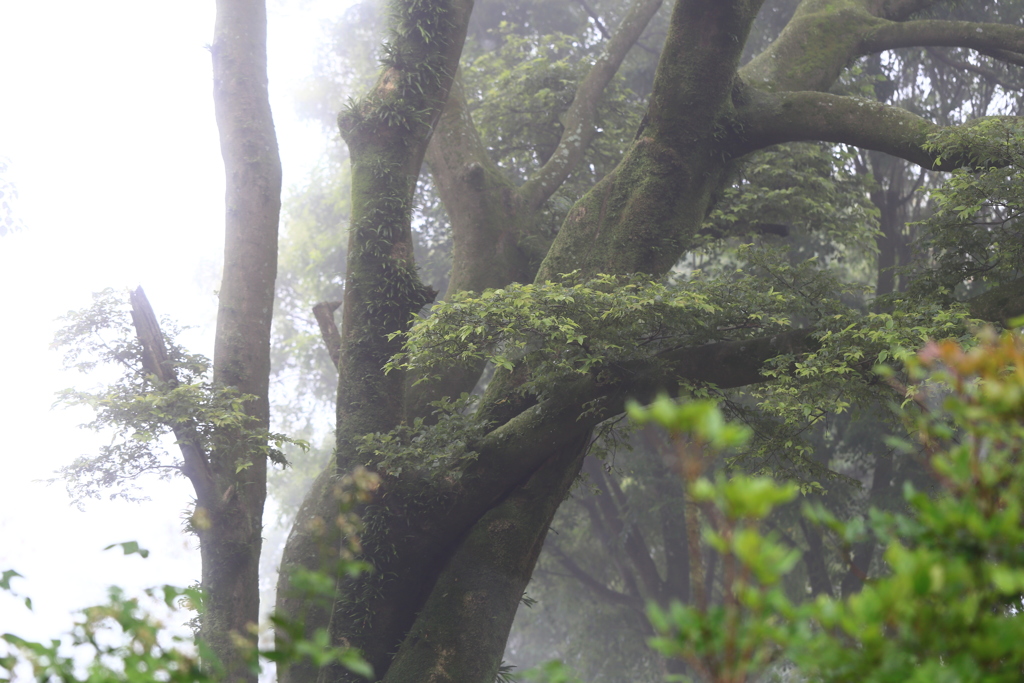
left=103, top=541, right=150, bottom=559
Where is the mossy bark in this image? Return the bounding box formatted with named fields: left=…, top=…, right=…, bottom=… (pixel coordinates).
left=275, top=1, right=1024, bottom=682
left=380, top=437, right=589, bottom=683
left=407, top=0, right=666, bottom=417
left=276, top=1, right=474, bottom=682
left=538, top=0, right=763, bottom=282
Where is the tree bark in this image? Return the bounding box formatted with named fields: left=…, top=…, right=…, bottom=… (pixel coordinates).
left=205, top=1, right=282, bottom=680
left=274, top=1, right=1024, bottom=681
left=277, top=2, right=474, bottom=682
left=407, top=0, right=665, bottom=417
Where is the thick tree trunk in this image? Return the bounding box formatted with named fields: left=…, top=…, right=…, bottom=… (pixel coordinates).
left=205, top=1, right=281, bottom=680
left=275, top=0, right=1024, bottom=681
left=381, top=438, right=590, bottom=683
left=276, top=2, right=473, bottom=682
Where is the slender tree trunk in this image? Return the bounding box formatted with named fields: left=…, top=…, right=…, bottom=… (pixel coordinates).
left=205, top=1, right=281, bottom=680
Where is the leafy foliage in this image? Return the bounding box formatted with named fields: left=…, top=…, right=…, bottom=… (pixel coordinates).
left=2, top=470, right=381, bottom=683
left=642, top=325, right=1024, bottom=682
left=910, top=120, right=1024, bottom=298
left=51, top=290, right=301, bottom=506
left=390, top=257, right=848, bottom=391
left=1, top=576, right=212, bottom=683
left=703, top=143, right=879, bottom=262
left=745, top=299, right=978, bottom=474
left=464, top=24, right=641, bottom=184
left=355, top=393, right=487, bottom=478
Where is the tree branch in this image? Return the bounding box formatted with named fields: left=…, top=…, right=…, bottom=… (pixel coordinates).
left=130, top=287, right=174, bottom=384
left=518, top=0, right=664, bottom=211
left=976, top=47, right=1024, bottom=70
left=380, top=437, right=587, bottom=683
left=548, top=541, right=646, bottom=612
left=861, top=19, right=1024, bottom=63
left=574, top=0, right=610, bottom=40
left=312, top=300, right=343, bottom=371
left=581, top=457, right=665, bottom=601
left=734, top=89, right=1010, bottom=170
left=577, top=496, right=645, bottom=599
left=465, top=329, right=821, bottom=515
left=925, top=48, right=1024, bottom=91
left=128, top=287, right=216, bottom=505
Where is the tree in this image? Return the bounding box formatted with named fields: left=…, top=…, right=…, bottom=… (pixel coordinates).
left=54, top=2, right=281, bottom=682
left=270, top=1, right=1024, bottom=682
left=51, top=1, right=1024, bottom=682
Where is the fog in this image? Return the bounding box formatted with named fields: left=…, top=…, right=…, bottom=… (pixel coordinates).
left=0, top=0, right=344, bottom=640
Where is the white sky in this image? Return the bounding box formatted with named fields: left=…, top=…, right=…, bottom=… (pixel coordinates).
left=0, top=0, right=346, bottom=643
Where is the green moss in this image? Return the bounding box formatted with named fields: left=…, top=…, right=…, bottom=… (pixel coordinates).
left=740, top=6, right=879, bottom=92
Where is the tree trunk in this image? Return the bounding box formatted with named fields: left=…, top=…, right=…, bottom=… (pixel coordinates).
left=205, top=0, right=281, bottom=680
left=274, top=0, right=1024, bottom=681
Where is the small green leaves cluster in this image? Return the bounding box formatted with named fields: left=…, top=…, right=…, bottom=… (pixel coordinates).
left=387, top=0, right=456, bottom=57
left=627, top=395, right=751, bottom=453
left=627, top=397, right=800, bottom=682
left=343, top=0, right=455, bottom=135
left=2, top=566, right=374, bottom=683
left=912, top=119, right=1024, bottom=297
left=1, top=578, right=210, bottom=683
left=354, top=393, right=486, bottom=479
left=3, top=472, right=381, bottom=682
left=704, top=142, right=879, bottom=260
left=463, top=24, right=641, bottom=185
left=52, top=290, right=300, bottom=505
left=640, top=326, right=1024, bottom=682
left=390, top=265, right=837, bottom=395
left=746, top=298, right=976, bottom=472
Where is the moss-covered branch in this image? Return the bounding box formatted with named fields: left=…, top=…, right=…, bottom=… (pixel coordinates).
left=538, top=0, right=764, bottom=280
left=380, top=438, right=588, bottom=683
left=733, top=90, right=1016, bottom=171
left=129, top=288, right=216, bottom=505
left=278, top=2, right=476, bottom=682
left=861, top=19, right=1024, bottom=59
left=416, top=0, right=665, bottom=415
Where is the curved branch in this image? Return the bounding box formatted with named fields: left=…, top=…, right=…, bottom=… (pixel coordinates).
left=574, top=0, right=611, bottom=39
left=861, top=19, right=1024, bottom=63
left=581, top=457, right=664, bottom=600
left=380, top=437, right=587, bottom=683
left=466, top=329, right=821, bottom=507
left=548, top=542, right=646, bottom=611
left=128, top=288, right=216, bottom=506
left=518, top=0, right=664, bottom=211
left=734, top=90, right=999, bottom=170
left=471, top=279, right=1022, bottom=494
left=925, top=48, right=1024, bottom=91
left=977, top=47, right=1024, bottom=70
left=312, top=300, right=343, bottom=370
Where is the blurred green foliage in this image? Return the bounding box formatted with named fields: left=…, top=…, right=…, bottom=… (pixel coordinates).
left=641, top=325, right=1024, bottom=682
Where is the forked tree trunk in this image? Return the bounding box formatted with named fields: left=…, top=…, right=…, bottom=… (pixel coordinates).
left=276, top=1, right=1024, bottom=682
